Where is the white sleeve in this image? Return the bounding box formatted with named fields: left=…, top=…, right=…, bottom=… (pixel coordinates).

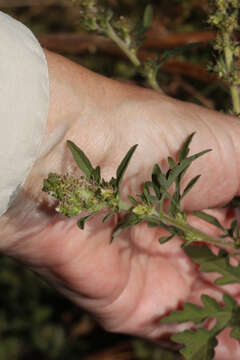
left=0, top=11, right=49, bottom=216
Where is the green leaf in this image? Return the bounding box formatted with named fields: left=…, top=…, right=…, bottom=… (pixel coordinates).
left=169, top=191, right=181, bottom=217
left=222, top=219, right=240, bottom=243
left=151, top=165, right=162, bottom=199
left=166, top=149, right=210, bottom=192
left=161, top=300, right=209, bottom=325
left=102, top=212, right=114, bottom=223
left=67, top=140, right=94, bottom=179
left=182, top=175, right=201, bottom=198
left=184, top=245, right=240, bottom=285
left=168, top=156, right=176, bottom=168
left=158, top=43, right=203, bottom=68
left=178, top=132, right=195, bottom=161
left=109, top=177, right=116, bottom=188
left=161, top=293, right=237, bottom=326
left=172, top=328, right=217, bottom=360
left=128, top=195, right=139, bottom=206
left=161, top=293, right=240, bottom=359
left=230, top=326, right=240, bottom=343
left=192, top=211, right=225, bottom=232
left=229, top=196, right=240, bottom=208
left=77, top=214, right=93, bottom=229
left=93, top=166, right=101, bottom=184
left=116, top=145, right=138, bottom=190
left=112, top=211, right=142, bottom=239
left=143, top=4, right=154, bottom=29
left=159, top=233, right=175, bottom=244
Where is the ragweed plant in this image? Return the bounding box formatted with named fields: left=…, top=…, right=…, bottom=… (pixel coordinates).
left=208, top=0, right=240, bottom=115
left=72, top=0, right=164, bottom=92
left=42, top=1, right=240, bottom=358
left=43, top=133, right=240, bottom=359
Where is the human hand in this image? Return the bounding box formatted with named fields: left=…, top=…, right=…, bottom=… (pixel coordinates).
left=1, top=50, right=240, bottom=359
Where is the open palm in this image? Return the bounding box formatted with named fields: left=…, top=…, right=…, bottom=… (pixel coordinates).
left=2, top=81, right=240, bottom=359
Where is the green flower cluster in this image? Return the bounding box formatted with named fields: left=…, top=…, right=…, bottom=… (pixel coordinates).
left=208, top=0, right=240, bottom=114
left=72, top=0, right=113, bottom=33
left=42, top=173, right=119, bottom=217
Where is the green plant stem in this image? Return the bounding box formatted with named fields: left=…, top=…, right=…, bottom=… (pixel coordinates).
left=105, top=21, right=163, bottom=94
left=223, top=32, right=240, bottom=115
left=119, top=200, right=131, bottom=211
left=147, top=73, right=164, bottom=94
left=117, top=197, right=237, bottom=250
left=147, top=213, right=237, bottom=250
left=105, top=22, right=141, bottom=67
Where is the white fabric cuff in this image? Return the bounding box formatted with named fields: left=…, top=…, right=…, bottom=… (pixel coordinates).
left=0, top=11, right=49, bottom=216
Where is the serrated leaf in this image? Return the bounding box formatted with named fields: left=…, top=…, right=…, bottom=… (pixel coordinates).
left=77, top=214, right=93, bottom=229
left=161, top=293, right=240, bottom=359
left=161, top=293, right=237, bottom=328
left=160, top=301, right=208, bottom=325
left=192, top=211, right=225, bottom=232
left=143, top=4, right=154, bottom=29
left=184, top=245, right=240, bottom=285
left=116, top=145, right=138, bottom=190
left=182, top=175, right=201, bottom=198
left=172, top=328, right=217, bottom=360
left=67, top=140, right=94, bottom=179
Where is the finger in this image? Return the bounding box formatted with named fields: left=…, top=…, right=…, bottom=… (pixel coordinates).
left=108, top=92, right=240, bottom=211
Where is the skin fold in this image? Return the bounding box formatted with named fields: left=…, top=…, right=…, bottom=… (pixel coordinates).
left=1, top=49, right=240, bottom=359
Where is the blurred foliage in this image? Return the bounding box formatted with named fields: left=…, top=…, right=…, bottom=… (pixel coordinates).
left=0, top=0, right=235, bottom=359
left=0, top=255, right=131, bottom=360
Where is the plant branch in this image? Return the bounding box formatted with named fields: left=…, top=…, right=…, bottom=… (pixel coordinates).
left=223, top=32, right=240, bottom=114
left=105, top=22, right=140, bottom=67
left=152, top=212, right=237, bottom=250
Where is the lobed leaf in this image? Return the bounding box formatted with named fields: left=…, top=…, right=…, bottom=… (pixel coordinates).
left=184, top=245, right=240, bottom=285
left=172, top=328, right=217, bottom=360
left=161, top=293, right=240, bottom=359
